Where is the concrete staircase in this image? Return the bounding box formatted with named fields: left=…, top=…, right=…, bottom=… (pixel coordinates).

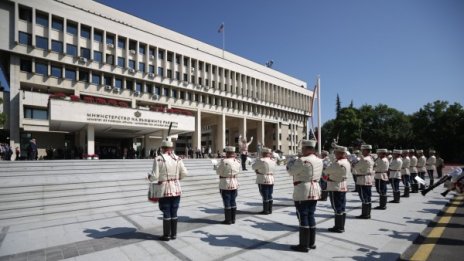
left=0, top=159, right=294, bottom=226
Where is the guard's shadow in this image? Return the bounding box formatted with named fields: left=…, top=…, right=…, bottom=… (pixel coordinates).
left=83, top=227, right=157, bottom=240
left=193, top=230, right=293, bottom=251
left=197, top=207, right=224, bottom=214
left=178, top=215, right=222, bottom=225
left=242, top=219, right=296, bottom=232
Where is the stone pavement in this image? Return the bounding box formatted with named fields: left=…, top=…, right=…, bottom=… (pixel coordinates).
left=0, top=160, right=460, bottom=261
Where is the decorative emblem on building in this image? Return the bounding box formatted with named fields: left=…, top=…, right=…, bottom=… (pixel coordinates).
left=134, top=111, right=141, bottom=118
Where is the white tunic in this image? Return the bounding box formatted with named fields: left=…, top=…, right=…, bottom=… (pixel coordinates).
left=401, top=156, right=411, bottom=176
left=417, top=156, right=426, bottom=172
left=287, top=154, right=323, bottom=201
left=389, top=157, right=403, bottom=179
left=325, top=158, right=350, bottom=192
left=150, top=153, right=188, bottom=198
left=426, top=155, right=436, bottom=171
left=216, top=157, right=241, bottom=190
left=374, top=157, right=389, bottom=181
left=409, top=156, right=418, bottom=174
left=252, top=157, right=277, bottom=185
left=353, top=155, right=374, bottom=186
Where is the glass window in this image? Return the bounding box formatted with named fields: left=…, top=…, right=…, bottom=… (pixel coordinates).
left=51, top=65, right=62, bottom=78
left=66, top=22, right=78, bottom=35
left=93, top=51, right=102, bottom=63
left=81, top=25, right=91, bottom=39
left=115, top=78, right=123, bottom=88
left=35, top=61, right=48, bottom=75
left=172, top=89, right=177, bottom=98
left=139, top=62, right=145, bottom=73
left=106, top=54, right=114, bottom=65
left=158, top=50, right=164, bottom=60
left=126, top=80, right=133, bottom=89
left=128, top=60, right=135, bottom=69
left=105, top=76, right=112, bottom=86
left=163, top=88, right=168, bottom=96
left=79, top=70, right=89, bottom=82
left=167, top=69, right=172, bottom=79
left=175, top=71, right=180, bottom=80
left=65, top=68, right=76, bottom=81
left=106, top=34, right=115, bottom=45
left=117, top=56, right=125, bottom=67
left=117, top=37, right=126, bottom=49
left=51, top=40, right=63, bottom=53
left=167, top=52, right=173, bottom=62
left=19, top=31, right=32, bottom=46
left=149, top=65, right=155, bottom=73
left=51, top=16, right=63, bottom=31
left=149, top=48, right=155, bottom=57
left=94, top=30, right=103, bottom=42
left=35, top=36, right=48, bottom=50
left=139, top=44, right=146, bottom=55
left=66, top=44, right=77, bottom=56
left=24, top=108, right=48, bottom=120
left=175, top=54, right=181, bottom=64
left=20, top=59, right=32, bottom=72
left=19, top=6, right=32, bottom=22
left=36, top=12, right=48, bottom=27
left=92, top=74, right=101, bottom=85
left=158, top=67, right=164, bottom=77
left=80, top=47, right=90, bottom=59
left=135, top=82, right=142, bottom=92
left=155, top=85, right=161, bottom=95
left=146, top=84, right=153, bottom=93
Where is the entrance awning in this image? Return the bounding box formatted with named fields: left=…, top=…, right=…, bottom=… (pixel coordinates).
left=49, top=99, right=195, bottom=138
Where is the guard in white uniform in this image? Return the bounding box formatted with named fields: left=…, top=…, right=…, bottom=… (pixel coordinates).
left=319, top=150, right=330, bottom=201
left=373, top=149, right=389, bottom=210
left=409, top=149, right=419, bottom=193
left=401, top=150, right=411, bottom=197
left=416, top=150, right=427, bottom=190
left=353, top=144, right=374, bottom=219
left=426, top=149, right=437, bottom=186
left=287, top=140, right=323, bottom=252
left=149, top=140, right=188, bottom=241
left=389, top=149, right=403, bottom=203
left=252, top=147, right=277, bottom=214
left=216, top=146, right=241, bottom=225
left=325, top=145, right=350, bottom=233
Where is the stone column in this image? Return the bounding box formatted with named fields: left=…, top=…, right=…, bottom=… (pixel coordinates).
left=87, top=125, right=95, bottom=155
left=192, top=109, right=201, bottom=151
left=9, top=56, right=20, bottom=160
left=275, top=122, right=281, bottom=151
left=215, top=113, right=226, bottom=152
left=257, top=119, right=265, bottom=146
left=239, top=117, right=247, bottom=139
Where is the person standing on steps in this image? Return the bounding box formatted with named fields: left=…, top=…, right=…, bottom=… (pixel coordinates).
left=216, top=146, right=241, bottom=225
left=287, top=140, right=323, bottom=252
left=238, top=134, right=253, bottom=171
left=325, top=145, right=350, bottom=233
left=353, top=144, right=375, bottom=219
left=373, top=149, right=389, bottom=210
left=252, top=147, right=277, bottom=215
left=149, top=140, right=188, bottom=241
left=389, top=150, right=403, bottom=203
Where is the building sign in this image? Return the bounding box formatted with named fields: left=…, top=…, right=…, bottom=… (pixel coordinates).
left=85, top=112, right=178, bottom=128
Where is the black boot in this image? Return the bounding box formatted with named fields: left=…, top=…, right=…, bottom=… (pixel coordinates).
left=231, top=207, right=236, bottom=224
left=222, top=209, right=232, bottom=225
left=328, top=214, right=344, bottom=233
left=170, top=219, right=177, bottom=240
left=402, top=187, right=410, bottom=197
left=268, top=200, right=273, bottom=214
left=309, top=227, right=316, bottom=249
left=161, top=219, right=171, bottom=241
left=356, top=203, right=371, bottom=219
left=374, top=195, right=387, bottom=210
left=260, top=201, right=269, bottom=215
left=429, top=179, right=434, bottom=186
left=319, top=191, right=328, bottom=201
left=411, top=184, right=418, bottom=193
left=390, top=191, right=400, bottom=203
left=290, top=227, right=310, bottom=252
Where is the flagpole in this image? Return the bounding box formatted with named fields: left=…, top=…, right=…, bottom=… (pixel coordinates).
left=222, top=22, right=225, bottom=58
left=317, top=75, right=322, bottom=155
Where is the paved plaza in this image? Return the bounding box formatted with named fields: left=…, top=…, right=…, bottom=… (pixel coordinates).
left=0, top=160, right=461, bottom=261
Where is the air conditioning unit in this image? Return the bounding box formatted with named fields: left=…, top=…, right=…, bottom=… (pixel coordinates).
left=128, top=68, right=135, bottom=74
left=107, top=43, right=114, bottom=48
left=204, top=86, right=210, bottom=90
left=105, top=85, right=113, bottom=91
left=253, top=97, right=259, bottom=102
left=150, top=55, right=155, bottom=60
left=133, top=91, right=140, bottom=96
left=78, top=57, right=88, bottom=63
left=151, top=94, right=159, bottom=100
left=112, top=87, right=121, bottom=93
left=130, top=49, right=136, bottom=55
left=148, top=73, right=155, bottom=78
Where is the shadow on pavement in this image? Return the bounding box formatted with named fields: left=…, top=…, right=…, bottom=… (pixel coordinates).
left=349, top=250, right=400, bottom=260
left=83, top=227, right=157, bottom=240
left=178, top=215, right=222, bottom=225
left=197, top=207, right=224, bottom=214
left=413, top=234, right=464, bottom=246
left=242, top=219, right=296, bottom=232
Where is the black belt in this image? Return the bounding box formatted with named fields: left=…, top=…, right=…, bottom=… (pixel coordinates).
left=220, top=175, right=237, bottom=179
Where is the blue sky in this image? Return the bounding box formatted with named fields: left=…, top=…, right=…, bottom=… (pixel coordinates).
left=98, top=0, right=464, bottom=124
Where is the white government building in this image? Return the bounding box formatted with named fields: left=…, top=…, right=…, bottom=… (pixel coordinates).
left=0, top=0, right=314, bottom=159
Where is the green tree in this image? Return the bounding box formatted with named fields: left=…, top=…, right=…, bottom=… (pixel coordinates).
left=336, top=94, right=341, bottom=118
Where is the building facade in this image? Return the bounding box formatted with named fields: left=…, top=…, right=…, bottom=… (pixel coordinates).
left=0, top=0, right=313, bottom=159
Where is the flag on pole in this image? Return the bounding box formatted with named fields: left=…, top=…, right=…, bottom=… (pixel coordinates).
left=218, top=23, right=224, bottom=33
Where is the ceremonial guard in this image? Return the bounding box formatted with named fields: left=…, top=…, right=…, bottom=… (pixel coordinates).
left=416, top=150, right=427, bottom=190
left=401, top=150, right=411, bottom=197
left=287, top=140, right=323, bottom=252
left=319, top=150, right=330, bottom=201
left=325, top=145, right=350, bottom=233
left=389, top=150, right=403, bottom=203
left=252, top=147, right=277, bottom=214
left=373, top=149, right=389, bottom=209
left=426, top=149, right=437, bottom=186
left=350, top=150, right=361, bottom=192
left=238, top=135, right=253, bottom=171
left=149, top=140, right=188, bottom=241
left=217, top=146, right=241, bottom=225
left=353, top=144, right=374, bottom=219
left=409, top=149, right=419, bottom=193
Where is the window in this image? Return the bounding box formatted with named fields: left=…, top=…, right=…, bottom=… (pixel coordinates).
left=19, top=31, right=32, bottom=46
left=66, top=21, right=78, bottom=35
left=115, top=78, right=123, bottom=88
left=149, top=65, right=155, bottom=73
left=155, top=85, right=161, bottom=95
left=149, top=48, right=155, bottom=57
left=80, top=47, right=90, bottom=59
left=51, top=65, right=62, bottom=78
left=65, top=68, right=76, bottom=80
left=117, top=37, right=126, bottom=49
left=51, top=40, right=63, bottom=53
left=36, top=12, right=48, bottom=27
left=94, top=30, right=103, bottom=42
left=172, top=89, right=177, bottom=98
left=106, top=54, right=114, bottom=65
left=117, top=57, right=125, bottom=67
left=139, top=44, right=146, bottom=55
left=175, top=71, right=180, bottom=80
left=167, top=52, right=173, bottom=62
left=24, top=108, right=48, bottom=120
left=104, top=75, right=112, bottom=86
left=129, top=40, right=137, bottom=52
left=93, top=51, right=102, bottom=63
left=183, top=73, right=188, bottom=82
left=158, top=67, right=164, bottom=77
left=175, top=54, right=181, bottom=64
left=81, top=25, right=91, bottom=39
left=126, top=80, right=133, bottom=89
left=135, top=82, right=142, bottom=92
left=163, top=88, right=168, bottom=96
left=146, top=84, right=153, bottom=93
left=128, top=60, right=135, bottom=69
left=92, top=74, right=101, bottom=85
left=167, top=69, right=172, bottom=79
left=19, top=6, right=32, bottom=22
left=35, top=36, right=48, bottom=50
left=106, top=34, right=115, bottom=45
left=35, top=61, right=48, bottom=75
left=79, top=70, right=89, bottom=82
left=51, top=16, right=63, bottom=31
left=20, top=59, right=32, bottom=72
left=139, top=62, right=145, bottom=73
left=158, top=49, right=164, bottom=60
left=66, top=44, right=77, bottom=56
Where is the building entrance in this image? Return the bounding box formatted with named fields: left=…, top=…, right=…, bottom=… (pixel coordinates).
left=95, top=137, right=133, bottom=159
